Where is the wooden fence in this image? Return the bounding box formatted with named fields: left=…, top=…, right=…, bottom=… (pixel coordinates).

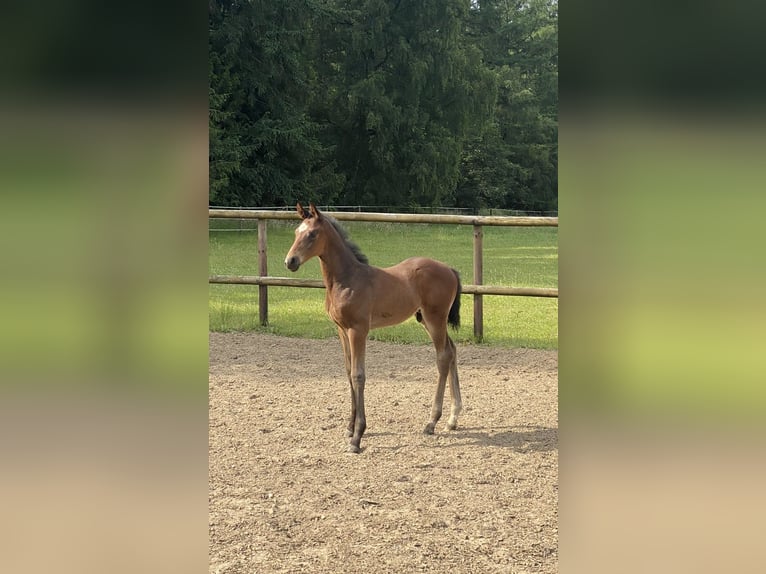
left=209, top=209, right=558, bottom=341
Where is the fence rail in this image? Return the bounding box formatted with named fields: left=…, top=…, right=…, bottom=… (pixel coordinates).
left=209, top=209, right=558, bottom=341
left=209, top=209, right=558, bottom=227
left=209, top=274, right=559, bottom=298
left=210, top=205, right=558, bottom=217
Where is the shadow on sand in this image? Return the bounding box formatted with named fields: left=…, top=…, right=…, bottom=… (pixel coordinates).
left=443, top=425, right=557, bottom=453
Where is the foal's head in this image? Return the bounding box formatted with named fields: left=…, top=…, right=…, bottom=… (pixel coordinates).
left=284, top=202, right=328, bottom=272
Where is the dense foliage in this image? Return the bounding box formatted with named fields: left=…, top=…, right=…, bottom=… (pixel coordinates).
left=210, top=0, right=557, bottom=211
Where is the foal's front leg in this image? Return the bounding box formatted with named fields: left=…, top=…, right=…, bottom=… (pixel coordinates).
left=346, top=327, right=368, bottom=453
left=337, top=327, right=355, bottom=439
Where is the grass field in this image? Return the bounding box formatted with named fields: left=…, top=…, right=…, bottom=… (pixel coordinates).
left=209, top=219, right=558, bottom=348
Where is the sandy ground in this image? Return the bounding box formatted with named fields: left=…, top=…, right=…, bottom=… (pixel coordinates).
left=209, top=332, right=558, bottom=573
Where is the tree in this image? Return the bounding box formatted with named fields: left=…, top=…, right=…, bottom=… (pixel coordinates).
left=209, top=0, right=342, bottom=207
left=459, top=0, right=558, bottom=211
left=318, top=0, right=495, bottom=206
left=209, top=0, right=557, bottom=210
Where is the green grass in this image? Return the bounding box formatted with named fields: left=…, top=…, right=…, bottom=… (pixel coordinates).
left=209, top=220, right=558, bottom=348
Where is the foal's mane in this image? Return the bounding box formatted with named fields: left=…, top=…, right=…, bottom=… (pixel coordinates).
left=323, top=215, right=369, bottom=265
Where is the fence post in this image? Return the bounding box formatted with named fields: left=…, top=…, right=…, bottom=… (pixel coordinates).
left=258, top=219, right=268, bottom=325
left=473, top=224, right=484, bottom=342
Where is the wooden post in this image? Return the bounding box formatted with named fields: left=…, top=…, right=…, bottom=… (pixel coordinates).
left=473, top=224, right=483, bottom=342
left=257, top=219, right=268, bottom=326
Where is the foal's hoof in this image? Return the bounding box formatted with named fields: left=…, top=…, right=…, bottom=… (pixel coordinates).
left=446, top=420, right=458, bottom=431
left=423, top=423, right=435, bottom=435
left=345, top=443, right=361, bottom=454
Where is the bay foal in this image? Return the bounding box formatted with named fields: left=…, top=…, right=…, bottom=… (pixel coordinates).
left=284, top=203, right=462, bottom=453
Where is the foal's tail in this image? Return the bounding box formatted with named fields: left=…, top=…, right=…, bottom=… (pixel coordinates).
left=448, top=269, right=461, bottom=331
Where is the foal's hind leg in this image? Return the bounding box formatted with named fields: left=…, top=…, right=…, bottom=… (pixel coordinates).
left=421, top=315, right=453, bottom=435
left=445, top=335, right=462, bottom=430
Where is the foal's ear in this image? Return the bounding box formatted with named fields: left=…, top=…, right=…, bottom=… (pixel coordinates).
left=309, top=202, right=322, bottom=220
left=296, top=202, right=309, bottom=219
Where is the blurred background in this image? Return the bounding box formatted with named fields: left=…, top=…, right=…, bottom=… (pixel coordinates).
left=561, top=1, right=766, bottom=572
left=0, top=1, right=208, bottom=572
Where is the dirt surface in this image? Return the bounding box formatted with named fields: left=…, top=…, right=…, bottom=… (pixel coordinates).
left=209, top=332, right=558, bottom=573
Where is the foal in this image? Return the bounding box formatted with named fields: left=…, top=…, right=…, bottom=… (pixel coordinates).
left=285, top=203, right=462, bottom=453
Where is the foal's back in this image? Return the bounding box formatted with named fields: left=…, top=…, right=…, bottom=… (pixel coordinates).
left=365, top=257, right=458, bottom=329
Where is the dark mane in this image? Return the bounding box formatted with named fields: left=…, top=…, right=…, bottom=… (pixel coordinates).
left=325, top=215, right=369, bottom=264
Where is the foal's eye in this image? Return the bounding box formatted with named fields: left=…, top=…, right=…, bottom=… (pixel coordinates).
left=307, top=230, right=317, bottom=240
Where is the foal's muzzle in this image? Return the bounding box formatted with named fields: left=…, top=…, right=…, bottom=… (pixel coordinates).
left=285, top=256, right=300, bottom=272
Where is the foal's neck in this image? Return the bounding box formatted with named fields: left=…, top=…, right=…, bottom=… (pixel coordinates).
left=318, top=223, right=364, bottom=286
